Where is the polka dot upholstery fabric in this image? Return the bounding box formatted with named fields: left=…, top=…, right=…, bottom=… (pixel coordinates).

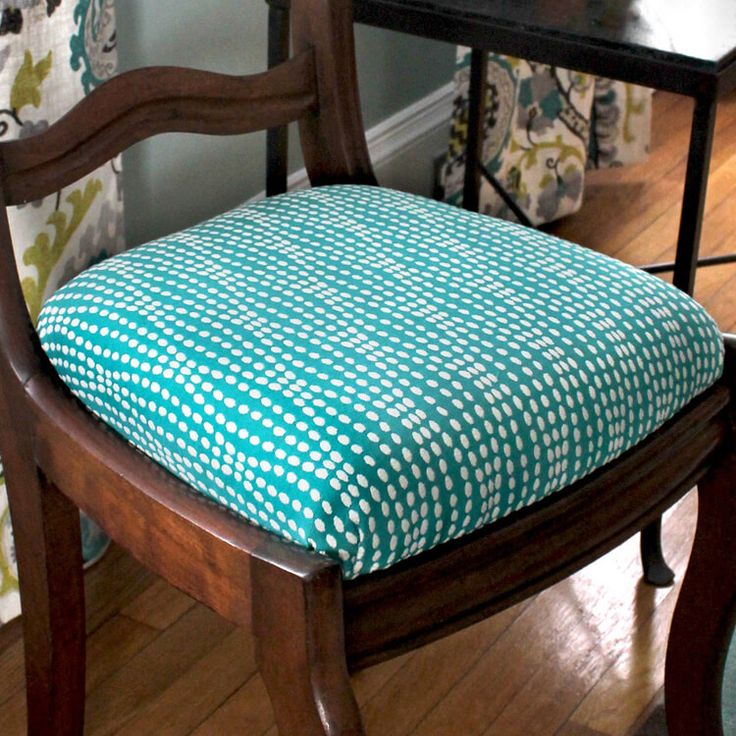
left=37, top=185, right=724, bottom=578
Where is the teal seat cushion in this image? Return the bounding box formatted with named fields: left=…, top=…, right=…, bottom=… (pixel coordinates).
left=37, top=185, right=724, bottom=578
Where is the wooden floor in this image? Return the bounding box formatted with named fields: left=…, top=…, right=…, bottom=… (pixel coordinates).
left=1, top=89, right=736, bottom=736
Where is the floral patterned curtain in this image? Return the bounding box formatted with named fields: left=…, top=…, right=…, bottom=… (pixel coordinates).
left=443, top=48, right=652, bottom=225
left=0, top=0, right=124, bottom=624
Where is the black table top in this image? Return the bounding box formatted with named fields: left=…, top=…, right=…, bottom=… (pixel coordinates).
left=347, top=0, right=736, bottom=96
left=367, top=1, right=736, bottom=68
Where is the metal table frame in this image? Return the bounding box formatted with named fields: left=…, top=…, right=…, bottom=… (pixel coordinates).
left=265, top=0, right=736, bottom=584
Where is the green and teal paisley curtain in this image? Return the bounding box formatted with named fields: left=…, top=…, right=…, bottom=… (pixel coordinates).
left=0, top=0, right=124, bottom=623
left=443, top=49, right=652, bottom=225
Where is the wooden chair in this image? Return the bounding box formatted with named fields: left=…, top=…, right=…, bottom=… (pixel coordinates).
left=0, top=1, right=734, bottom=734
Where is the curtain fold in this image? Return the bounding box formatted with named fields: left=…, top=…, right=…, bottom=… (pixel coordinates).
left=442, top=48, right=653, bottom=225
left=0, top=0, right=124, bottom=624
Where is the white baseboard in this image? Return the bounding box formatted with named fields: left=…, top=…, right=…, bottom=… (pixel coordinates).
left=254, top=81, right=454, bottom=196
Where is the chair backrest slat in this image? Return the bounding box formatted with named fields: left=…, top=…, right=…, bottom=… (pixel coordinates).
left=0, top=0, right=375, bottom=391
left=0, top=50, right=317, bottom=206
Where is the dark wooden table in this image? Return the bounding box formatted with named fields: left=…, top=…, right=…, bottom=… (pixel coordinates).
left=265, top=0, right=736, bottom=584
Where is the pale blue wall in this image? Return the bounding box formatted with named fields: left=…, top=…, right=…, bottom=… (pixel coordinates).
left=116, top=1, right=455, bottom=246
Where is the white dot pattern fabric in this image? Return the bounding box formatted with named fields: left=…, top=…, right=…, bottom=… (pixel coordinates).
left=37, top=185, right=724, bottom=578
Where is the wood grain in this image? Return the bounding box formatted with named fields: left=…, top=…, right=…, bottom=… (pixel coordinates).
left=84, top=605, right=233, bottom=736
left=0, top=53, right=318, bottom=206
left=0, top=53, right=734, bottom=736
left=114, top=629, right=255, bottom=736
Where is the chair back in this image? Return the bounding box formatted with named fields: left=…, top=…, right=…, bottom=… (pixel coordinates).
left=0, top=0, right=375, bottom=400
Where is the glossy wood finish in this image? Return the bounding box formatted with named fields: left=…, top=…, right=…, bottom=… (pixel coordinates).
left=0, top=442, right=85, bottom=736
left=0, top=493, right=696, bottom=736
left=666, top=438, right=736, bottom=735
left=0, top=53, right=318, bottom=207
left=0, top=184, right=86, bottom=732
left=252, top=557, right=364, bottom=735
left=0, top=92, right=727, bottom=736
left=0, top=3, right=734, bottom=735
left=291, top=0, right=376, bottom=186
left=0, top=2, right=371, bottom=734
left=665, top=338, right=736, bottom=736
left=343, top=383, right=730, bottom=670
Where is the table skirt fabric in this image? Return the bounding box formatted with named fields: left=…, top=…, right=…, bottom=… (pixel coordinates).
left=442, top=47, right=653, bottom=225
left=0, top=0, right=124, bottom=624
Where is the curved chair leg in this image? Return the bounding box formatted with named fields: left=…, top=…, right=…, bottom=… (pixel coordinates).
left=3, top=441, right=86, bottom=736
left=640, top=518, right=675, bottom=587
left=252, top=556, right=365, bottom=736
left=665, top=447, right=736, bottom=735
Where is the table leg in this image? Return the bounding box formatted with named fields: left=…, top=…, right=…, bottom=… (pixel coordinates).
left=266, top=3, right=290, bottom=197
left=462, top=51, right=533, bottom=225
left=640, top=91, right=718, bottom=587
left=462, top=49, right=487, bottom=212
left=672, top=93, right=718, bottom=294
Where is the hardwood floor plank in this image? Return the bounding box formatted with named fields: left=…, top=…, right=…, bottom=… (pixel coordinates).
left=565, top=586, right=679, bottom=736
left=558, top=93, right=691, bottom=233
left=549, top=91, right=736, bottom=258
left=352, top=651, right=416, bottom=707
left=0, top=549, right=159, bottom=720
left=189, top=629, right=416, bottom=735
left=0, top=638, right=23, bottom=707
left=114, top=629, right=255, bottom=736
left=85, top=613, right=160, bottom=694
left=189, top=674, right=275, bottom=736
left=413, top=495, right=694, bottom=736
left=360, top=601, right=530, bottom=736
left=610, top=146, right=736, bottom=271
left=481, top=495, right=696, bottom=736
left=703, top=270, right=736, bottom=333
left=0, top=686, right=26, bottom=736
left=85, top=605, right=233, bottom=736
left=121, top=576, right=196, bottom=631
left=626, top=691, right=666, bottom=736
left=84, top=544, right=156, bottom=635
left=555, top=722, right=612, bottom=736
left=551, top=92, right=736, bottom=249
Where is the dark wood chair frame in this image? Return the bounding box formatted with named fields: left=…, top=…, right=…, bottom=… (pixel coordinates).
left=0, top=1, right=734, bottom=734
